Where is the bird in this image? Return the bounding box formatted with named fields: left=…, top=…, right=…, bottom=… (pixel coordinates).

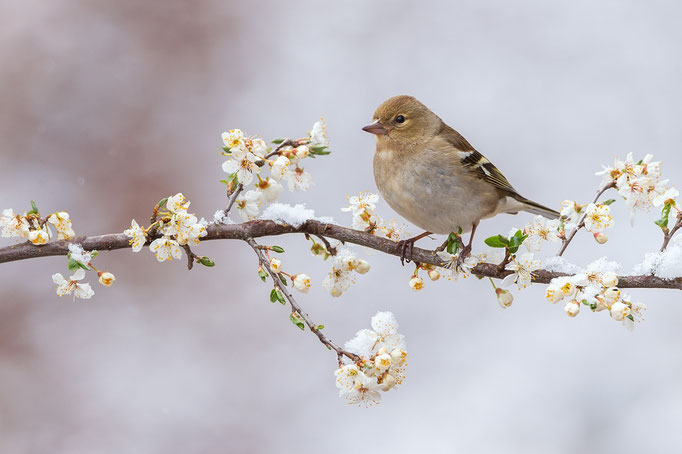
left=362, top=95, right=559, bottom=265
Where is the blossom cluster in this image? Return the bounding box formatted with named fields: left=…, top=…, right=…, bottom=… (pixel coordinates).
left=321, top=249, right=370, bottom=297
left=560, top=201, right=614, bottom=243
left=1, top=203, right=75, bottom=245
left=51, top=243, right=116, bottom=300
left=335, top=311, right=407, bottom=405
left=597, top=153, right=678, bottom=218
left=124, top=193, right=207, bottom=262
left=545, top=270, right=646, bottom=330
left=342, top=192, right=407, bottom=241
left=218, top=121, right=330, bottom=223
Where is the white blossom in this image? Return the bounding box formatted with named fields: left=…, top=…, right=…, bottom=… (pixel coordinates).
left=124, top=220, right=147, bottom=252
left=496, top=288, right=513, bottom=308
left=564, top=300, right=580, bottom=317
left=309, top=119, right=328, bottom=146
left=583, top=204, right=614, bottom=232
left=270, top=155, right=290, bottom=181
left=149, top=236, right=182, bottom=262
left=68, top=243, right=92, bottom=264
left=47, top=211, right=75, bottom=240
left=284, top=166, right=313, bottom=191
left=98, top=271, right=115, bottom=287
left=408, top=276, right=424, bottom=291
left=51, top=268, right=94, bottom=300
left=293, top=274, right=311, bottom=293
left=609, top=301, right=630, bottom=321
left=167, top=193, right=190, bottom=214
left=235, top=190, right=262, bottom=221
left=222, top=147, right=261, bottom=185
left=524, top=215, right=560, bottom=251
left=1, top=208, right=30, bottom=239
left=256, top=178, right=283, bottom=203
left=28, top=228, right=49, bottom=245
left=502, top=253, right=541, bottom=289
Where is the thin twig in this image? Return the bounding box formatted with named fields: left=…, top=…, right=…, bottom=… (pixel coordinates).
left=222, top=183, right=244, bottom=218
left=661, top=212, right=682, bottom=252
left=2, top=219, right=681, bottom=289
left=557, top=182, right=615, bottom=256
left=245, top=237, right=360, bottom=365
left=181, top=244, right=198, bottom=270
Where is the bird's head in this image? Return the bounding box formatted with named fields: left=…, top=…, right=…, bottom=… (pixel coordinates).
left=362, top=95, right=441, bottom=147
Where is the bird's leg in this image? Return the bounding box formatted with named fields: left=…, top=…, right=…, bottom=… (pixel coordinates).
left=456, top=222, right=478, bottom=270
left=398, top=231, right=432, bottom=265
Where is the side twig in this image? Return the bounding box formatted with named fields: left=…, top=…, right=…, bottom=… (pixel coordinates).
left=661, top=212, right=682, bottom=252
left=245, top=237, right=360, bottom=365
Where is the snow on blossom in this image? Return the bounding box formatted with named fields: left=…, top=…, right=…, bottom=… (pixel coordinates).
left=68, top=243, right=92, bottom=264
left=501, top=253, right=541, bottom=289
left=52, top=268, right=94, bottom=300
left=124, top=220, right=147, bottom=252
left=149, top=236, right=182, bottom=262
left=337, top=311, right=407, bottom=405
left=321, top=249, right=369, bottom=297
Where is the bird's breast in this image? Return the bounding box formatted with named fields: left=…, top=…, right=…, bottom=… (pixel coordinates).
left=373, top=146, right=500, bottom=234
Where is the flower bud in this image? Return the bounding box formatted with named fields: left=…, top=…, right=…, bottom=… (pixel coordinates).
left=381, top=373, right=397, bottom=391
left=390, top=348, right=407, bottom=365
left=355, top=259, right=370, bottom=274
left=293, top=273, right=311, bottom=293
left=374, top=354, right=392, bottom=371
left=564, top=300, right=580, bottom=317
left=294, top=145, right=309, bottom=159
left=609, top=301, right=631, bottom=321
left=428, top=269, right=440, bottom=281
left=603, top=286, right=620, bottom=304
left=496, top=288, right=513, bottom=308
left=98, top=271, right=116, bottom=287
left=269, top=258, right=282, bottom=273
left=593, top=231, right=608, bottom=244
left=601, top=271, right=618, bottom=288
left=408, top=276, right=424, bottom=291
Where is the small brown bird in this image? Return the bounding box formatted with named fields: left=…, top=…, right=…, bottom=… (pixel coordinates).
left=363, top=95, right=559, bottom=264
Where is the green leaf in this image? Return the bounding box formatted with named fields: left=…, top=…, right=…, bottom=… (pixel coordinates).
left=270, top=289, right=278, bottom=303
left=271, top=245, right=285, bottom=253
left=276, top=290, right=286, bottom=304
left=219, top=179, right=230, bottom=185
left=508, top=233, right=528, bottom=252
left=446, top=232, right=461, bottom=255
left=30, top=200, right=39, bottom=212
left=68, top=258, right=79, bottom=271
left=627, top=314, right=635, bottom=321
left=655, top=202, right=672, bottom=230
left=157, top=197, right=168, bottom=209
left=258, top=268, right=268, bottom=282
left=316, top=324, right=325, bottom=330
left=222, top=146, right=231, bottom=153
left=198, top=257, right=215, bottom=267
left=279, top=274, right=288, bottom=286
left=90, top=251, right=99, bottom=258
left=289, top=313, right=305, bottom=331
left=602, top=199, right=616, bottom=206
left=271, top=138, right=285, bottom=144
left=484, top=235, right=508, bottom=248
left=77, top=262, right=90, bottom=271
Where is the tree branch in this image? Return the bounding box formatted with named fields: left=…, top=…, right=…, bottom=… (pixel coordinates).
left=2, top=219, right=680, bottom=289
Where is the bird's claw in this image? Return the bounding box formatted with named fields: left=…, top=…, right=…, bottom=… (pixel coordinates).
left=398, top=239, right=415, bottom=266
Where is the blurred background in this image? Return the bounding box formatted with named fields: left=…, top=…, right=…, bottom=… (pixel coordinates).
left=1, top=0, right=681, bottom=452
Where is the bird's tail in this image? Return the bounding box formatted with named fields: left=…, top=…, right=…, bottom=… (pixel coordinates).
left=514, top=195, right=560, bottom=219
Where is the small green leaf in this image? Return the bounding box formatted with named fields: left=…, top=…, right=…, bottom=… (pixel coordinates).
left=258, top=268, right=268, bottom=282
left=30, top=200, right=39, bottom=212
left=279, top=274, right=288, bottom=286
left=271, top=138, right=285, bottom=144
left=157, top=197, right=168, bottom=209
left=508, top=233, right=528, bottom=250
left=316, top=324, right=325, bottom=330
left=276, top=290, right=286, bottom=304
left=76, top=262, right=90, bottom=271
left=289, top=313, right=305, bottom=331
left=484, top=235, right=509, bottom=248
left=90, top=251, right=99, bottom=258
left=219, top=179, right=230, bottom=185
left=68, top=258, right=79, bottom=271
left=655, top=202, right=672, bottom=230
left=270, top=289, right=278, bottom=303
left=626, top=314, right=635, bottom=321
left=271, top=245, right=285, bottom=253
left=446, top=232, right=461, bottom=255
left=222, top=146, right=231, bottom=153
left=198, top=257, right=215, bottom=267
left=602, top=199, right=616, bottom=206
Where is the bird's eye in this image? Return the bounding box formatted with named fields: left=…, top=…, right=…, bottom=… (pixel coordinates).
left=395, top=115, right=405, bottom=124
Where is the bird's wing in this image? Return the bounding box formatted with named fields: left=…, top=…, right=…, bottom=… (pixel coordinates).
left=440, top=125, right=518, bottom=196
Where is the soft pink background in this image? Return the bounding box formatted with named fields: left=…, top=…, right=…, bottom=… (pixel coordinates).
left=2, top=1, right=681, bottom=453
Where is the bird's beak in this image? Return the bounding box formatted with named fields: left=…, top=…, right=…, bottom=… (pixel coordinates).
left=362, top=120, right=388, bottom=136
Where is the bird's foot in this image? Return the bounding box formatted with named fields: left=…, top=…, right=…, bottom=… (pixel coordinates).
left=397, top=231, right=432, bottom=266
left=455, top=243, right=472, bottom=271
